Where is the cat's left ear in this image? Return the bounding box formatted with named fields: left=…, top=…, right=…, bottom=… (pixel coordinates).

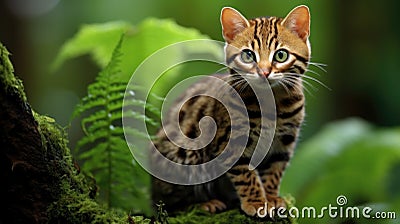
left=221, top=7, right=250, bottom=43
left=282, top=5, right=310, bottom=41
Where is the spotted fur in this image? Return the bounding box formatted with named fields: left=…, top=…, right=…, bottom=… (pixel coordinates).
left=151, top=5, right=311, bottom=217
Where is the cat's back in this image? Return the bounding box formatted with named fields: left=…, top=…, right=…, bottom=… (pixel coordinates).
left=153, top=74, right=232, bottom=164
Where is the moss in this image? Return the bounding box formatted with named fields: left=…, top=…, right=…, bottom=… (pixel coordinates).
left=168, top=208, right=287, bottom=224
left=34, top=111, right=153, bottom=223
left=32, top=113, right=146, bottom=223
left=0, top=43, right=27, bottom=102
left=48, top=179, right=132, bottom=223
left=0, top=42, right=152, bottom=223
left=168, top=196, right=297, bottom=224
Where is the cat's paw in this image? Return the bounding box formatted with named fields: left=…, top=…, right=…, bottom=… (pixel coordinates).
left=200, top=199, right=227, bottom=213
left=266, top=195, right=286, bottom=209
left=241, top=197, right=286, bottom=217
left=240, top=201, right=267, bottom=216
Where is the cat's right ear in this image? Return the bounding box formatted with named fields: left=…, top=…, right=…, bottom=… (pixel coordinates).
left=221, top=7, right=249, bottom=43
left=282, top=5, right=310, bottom=41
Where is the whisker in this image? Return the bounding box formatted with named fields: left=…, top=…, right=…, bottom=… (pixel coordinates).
left=308, top=61, right=328, bottom=73
left=302, top=80, right=318, bottom=92
left=225, top=75, right=243, bottom=85
left=217, top=75, right=244, bottom=98
left=238, top=81, right=249, bottom=94
left=309, top=61, right=327, bottom=66
left=282, top=72, right=321, bottom=97
left=302, top=74, right=331, bottom=91
left=297, top=80, right=316, bottom=96
left=284, top=77, right=314, bottom=97
left=230, top=77, right=248, bottom=94
left=229, top=76, right=245, bottom=86
left=305, top=68, right=323, bottom=77
left=283, top=71, right=330, bottom=92
left=281, top=75, right=306, bottom=94
left=278, top=79, right=291, bottom=95
left=227, top=76, right=248, bottom=92
left=283, top=76, right=311, bottom=93
left=287, top=75, right=318, bottom=92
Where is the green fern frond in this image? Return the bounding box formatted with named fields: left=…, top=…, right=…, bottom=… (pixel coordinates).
left=73, top=35, right=153, bottom=213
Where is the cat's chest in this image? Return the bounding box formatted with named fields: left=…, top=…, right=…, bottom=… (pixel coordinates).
left=165, top=75, right=302, bottom=154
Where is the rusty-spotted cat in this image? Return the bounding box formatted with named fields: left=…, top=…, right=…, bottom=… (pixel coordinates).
left=151, top=5, right=310, bottom=217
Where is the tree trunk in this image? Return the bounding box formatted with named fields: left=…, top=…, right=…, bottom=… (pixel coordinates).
left=0, top=43, right=131, bottom=223
left=1, top=43, right=53, bottom=223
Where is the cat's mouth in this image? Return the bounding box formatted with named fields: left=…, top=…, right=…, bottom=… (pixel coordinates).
left=266, top=72, right=285, bottom=87
left=242, top=72, right=282, bottom=88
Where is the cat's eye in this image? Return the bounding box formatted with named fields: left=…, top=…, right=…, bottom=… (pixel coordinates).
left=274, top=49, right=289, bottom=63
left=240, top=49, right=256, bottom=63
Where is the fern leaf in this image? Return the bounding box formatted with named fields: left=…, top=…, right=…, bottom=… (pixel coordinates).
left=86, top=120, right=108, bottom=134
left=73, top=36, right=151, bottom=213
left=79, top=142, right=108, bottom=160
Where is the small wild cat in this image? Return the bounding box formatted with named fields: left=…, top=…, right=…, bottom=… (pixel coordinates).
left=151, top=5, right=311, bottom=217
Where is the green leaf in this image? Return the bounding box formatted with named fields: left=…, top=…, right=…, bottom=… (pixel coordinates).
left=53, top=18, right=213, bottom=83
left=52, top=21, right=131, bottom=70
left=281, top=118, right=372, bottom=197
left=281, top=118, right=400, bottom=224
left=79, top=142, right=108, bottom=160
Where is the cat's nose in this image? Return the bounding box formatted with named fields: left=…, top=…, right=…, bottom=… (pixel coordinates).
left=259, top=67, right=271, bottom=77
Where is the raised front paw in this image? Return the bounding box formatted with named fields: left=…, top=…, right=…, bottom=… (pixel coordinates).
left=241, top=201, right=267, bottom=216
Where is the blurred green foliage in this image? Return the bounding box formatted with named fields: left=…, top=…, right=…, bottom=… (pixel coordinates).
left=282, top=118, right=400, bottom=223
left=53, top=18, right=213, bottom=82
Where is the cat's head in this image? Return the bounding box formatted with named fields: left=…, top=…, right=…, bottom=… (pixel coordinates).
left=221, top=6, right=311, bottom=88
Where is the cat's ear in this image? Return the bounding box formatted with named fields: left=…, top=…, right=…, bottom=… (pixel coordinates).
left=221, top=7, right=250, bottom=43
left=282, top=5, right=310, bottom=41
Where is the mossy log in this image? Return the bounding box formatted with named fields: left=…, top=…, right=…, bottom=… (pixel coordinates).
left=0, top=43, right=134, bottom=223
left=0, top=43, right=292, bottom=224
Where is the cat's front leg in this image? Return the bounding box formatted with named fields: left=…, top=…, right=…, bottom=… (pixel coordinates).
left=227, top=164, right=267, bottom=216
left=257, top=153, right=290, bottom=212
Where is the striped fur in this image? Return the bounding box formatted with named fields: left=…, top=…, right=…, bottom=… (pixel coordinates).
left=152, top=6, right=311, bottom=217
